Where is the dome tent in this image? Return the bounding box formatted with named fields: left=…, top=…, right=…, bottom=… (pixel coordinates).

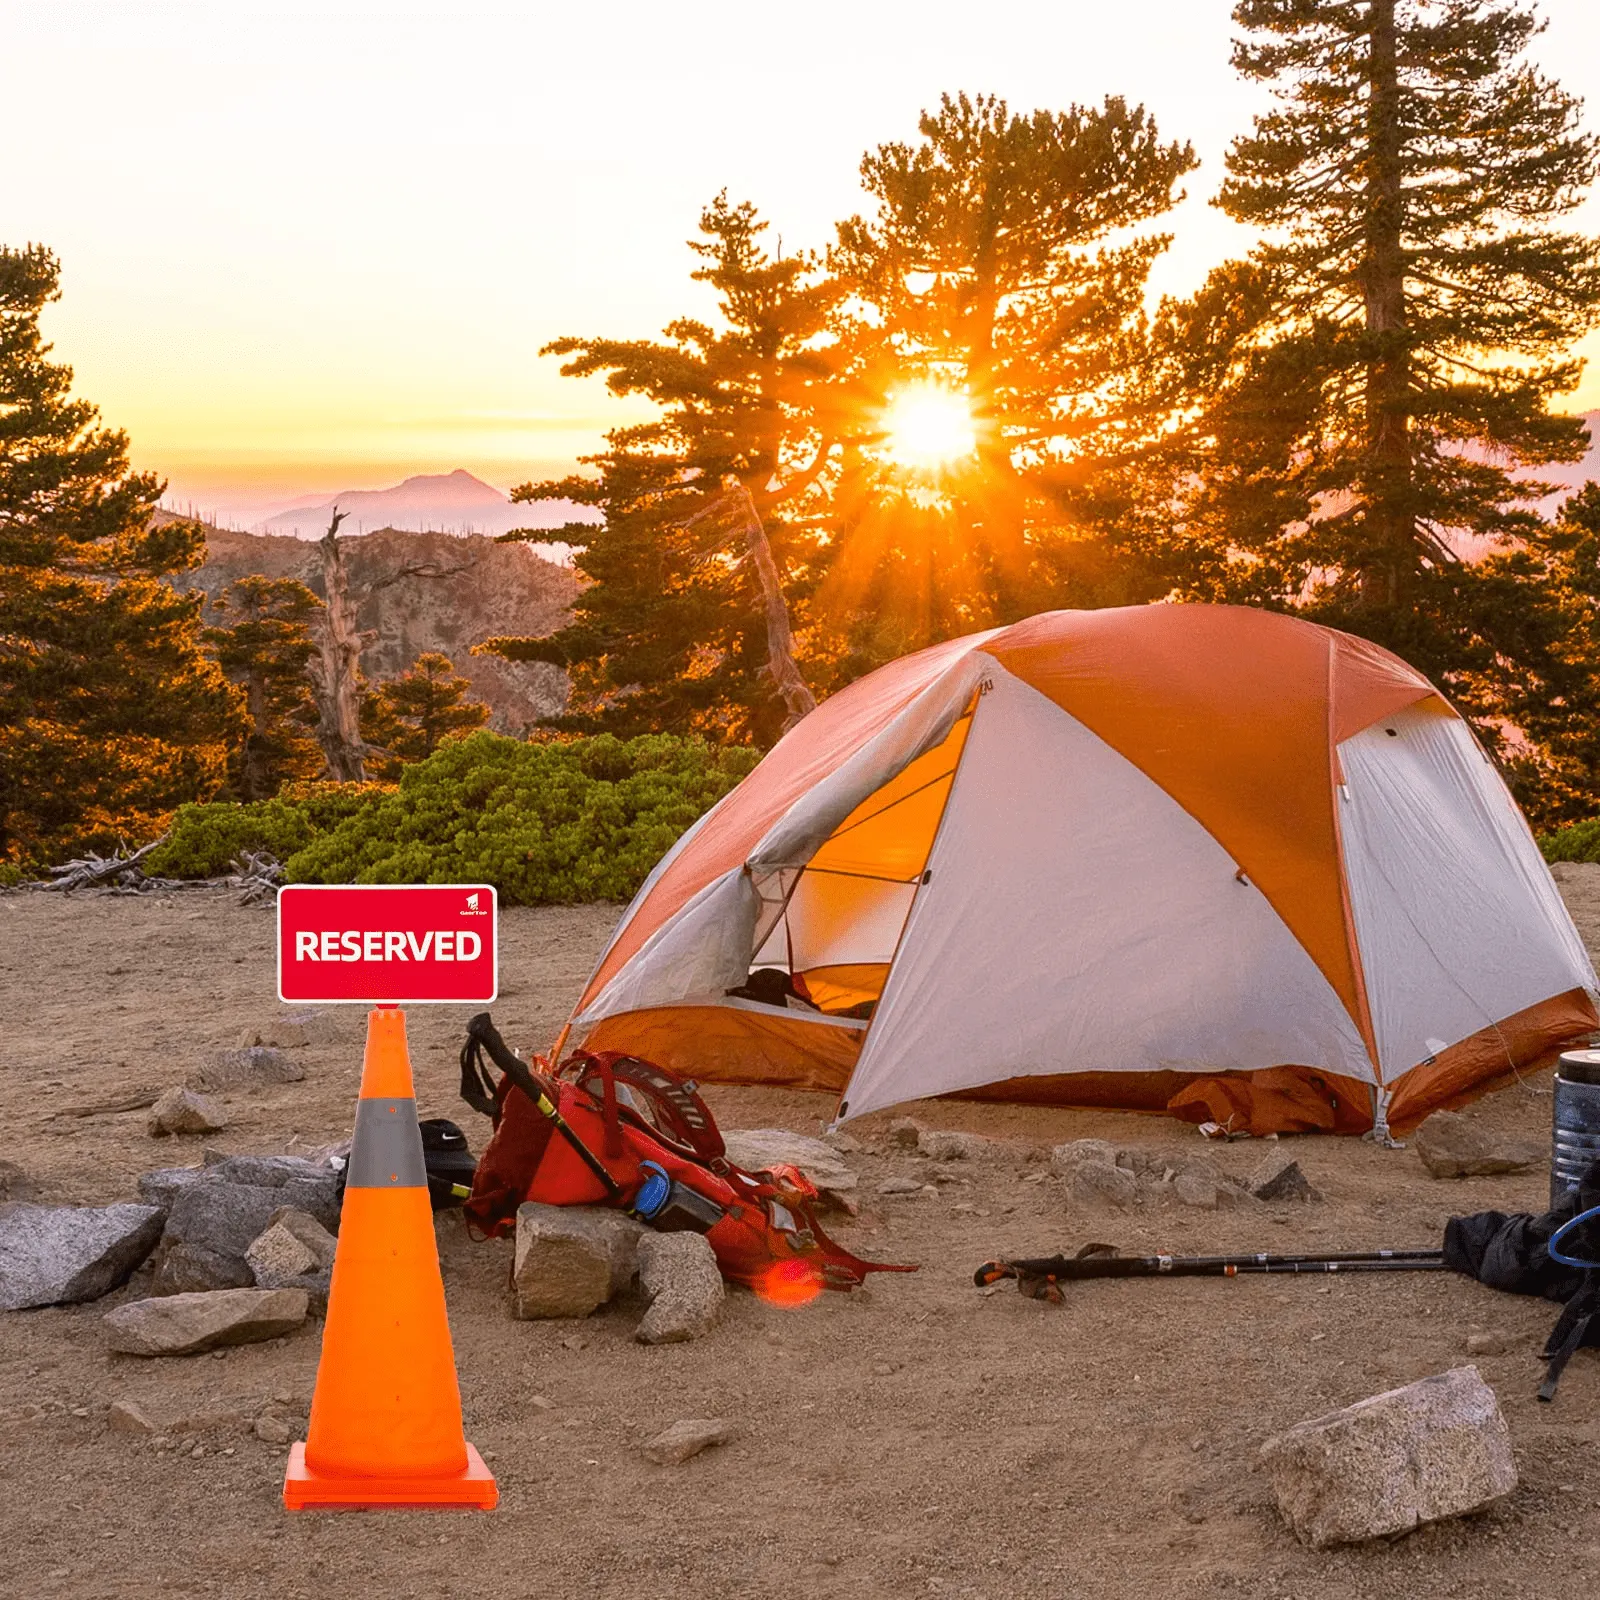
left=559, top=606, right=1598, bottom=1137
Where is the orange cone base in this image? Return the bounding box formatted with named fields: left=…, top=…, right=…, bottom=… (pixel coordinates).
left=282, top=1442, right=498, bottom=1511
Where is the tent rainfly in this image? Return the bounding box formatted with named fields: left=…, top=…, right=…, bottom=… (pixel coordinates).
left=558, top=606, right=1598, bottom=1137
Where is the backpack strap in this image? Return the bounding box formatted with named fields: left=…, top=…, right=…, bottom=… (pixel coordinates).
left=1540, top=1275, right=1600, bottom=1402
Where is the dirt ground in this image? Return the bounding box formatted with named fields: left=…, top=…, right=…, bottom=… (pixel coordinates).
left=5, top=873, right=1600, bottom=1600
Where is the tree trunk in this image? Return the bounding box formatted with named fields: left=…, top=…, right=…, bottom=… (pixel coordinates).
left=240, top=672, right=270, bottom=802
left=309, top=510, right=369, bottom=782
left=1360, top=0, right=1413, bottom=607
left=727, top=479, right=817, bottom=730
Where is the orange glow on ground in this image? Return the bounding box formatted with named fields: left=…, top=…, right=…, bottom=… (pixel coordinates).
left=754, top=1258, right=825, bottom=1308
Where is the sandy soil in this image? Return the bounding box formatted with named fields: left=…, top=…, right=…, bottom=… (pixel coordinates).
left=5, top=873, right=1600, bottom=1599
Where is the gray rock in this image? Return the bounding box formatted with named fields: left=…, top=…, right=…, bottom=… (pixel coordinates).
left=720, top=1129, right=858, bottom=1197
left=0, top=1203, right=165, bottom=1310
left=1051, top=1139, right=1118, bottom=1176
left=512, top=1203, right=645, bottom=1319
left=917, top=1130, right=989, bottom=1162
left=1115, top=1147, right=1167, bottom=1178
left=108, top=1399, right=157, bottom=1435
left=148, top=1087, right=228, bottom=1138
left=186, top=1046, right=305, bottom=1095
left=240, top=1009, right=337, bottom=1050
left=1072, top=1162, right=1139, bottom=1209
left=1250, top=1155, right=1321, bottom=1202
left=153, top=1242, right=256, bottom=1295
left=253, top=1414, right=292, bottom=1445
left=887, top=1118, right=924, bottom=1149
left=1259, top=1366, right=1516, bottom=1548
left=635, top=1232, right=724, bottom=1345
left=876, top=1176, right=924, bottom=1196
left=1465, top=1329, right=1511, bottom=1357
left=641, top=1417, right=734, bottom=1465
left=1413, top=1112, right=1539, bottom=1179
left=136, top=1167, right=202, bottom=1209
left=104, top=1287, right=310, bottom=1356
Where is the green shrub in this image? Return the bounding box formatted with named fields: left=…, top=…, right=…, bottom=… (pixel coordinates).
left=1541, top=818, right=1600, bottom=864
left=146, top=731, right=759, bottom=904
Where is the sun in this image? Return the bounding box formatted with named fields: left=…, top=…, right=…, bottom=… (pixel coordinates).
left=881, top=383, right=977, bottom=470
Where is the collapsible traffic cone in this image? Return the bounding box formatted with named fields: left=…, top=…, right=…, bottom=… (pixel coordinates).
left=284, top=1006, right=496, bottom=1510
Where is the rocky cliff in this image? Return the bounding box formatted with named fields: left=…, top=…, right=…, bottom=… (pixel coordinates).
left=172, top=522, right=577, bottom=734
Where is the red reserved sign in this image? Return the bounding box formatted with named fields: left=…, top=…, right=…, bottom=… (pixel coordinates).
left=277, top=884, right=498, bottom=1004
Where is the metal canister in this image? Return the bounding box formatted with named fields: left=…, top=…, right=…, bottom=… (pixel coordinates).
left=1551, top=1048, right=1600, bottom=1205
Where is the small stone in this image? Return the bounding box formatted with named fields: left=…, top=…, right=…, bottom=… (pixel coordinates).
left=103, top=1287, right=310, bottom=1356
left=147, top=1087, right=228, bottom=1139
left=887, top=1118, right=924, bottom=1149
left=0, top=1160, right=40, bottom=1202
left=186, top=1046, right=305, bottom=1095
left=875, top=1177, right=923, bottom=1196
left=1072, top=1162, right=1138, bottom=1209
left=1259, top=1366, right=1517, bottom=1548
left=1413, top=1112, right=1539, bottom=1179
left=1249, top=1156, right=1321, bottom=1203
left=245, top=1222, right=318, bottom=1286
left=108, top=1399, right=156, bottom=1436
left=530, top=1395, right=555, bottom=1411
left=1051, top=1139, right=1118, bottom=1177
left=635, top=1231, right=723, bottom=1345
left=1174, top=1169, right=1220, bottom=1210
left=1465, top=1330, right=1510, bottom=1358
left=253, top=1414, right=292, bottom=1444
left=916, top=1130, right=989, bottom=1162
left=0, top=1202, right=165, bottom=1310
left=641, top=1418, right=733, bottom=1465
left=512, top=1203, right=645, bottom=1319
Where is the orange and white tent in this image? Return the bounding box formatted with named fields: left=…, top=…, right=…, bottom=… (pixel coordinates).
left=562, top=606, right=1598, bottom=1136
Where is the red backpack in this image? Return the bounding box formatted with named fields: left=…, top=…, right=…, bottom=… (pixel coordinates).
left=457, top=1013, right=911, bottom=1297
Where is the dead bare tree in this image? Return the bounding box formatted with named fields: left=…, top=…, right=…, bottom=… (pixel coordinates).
left=308, top=508, right=369, bottom=781
left=306, top=509, right=479, bottom=782
left=680, top=478, right=817, bottom=731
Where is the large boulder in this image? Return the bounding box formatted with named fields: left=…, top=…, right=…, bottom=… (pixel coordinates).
left=1413, top=1112, right=1539, bottom=1179
left=104, top=1287, right=310, bottom=1356
left=634, top=1231, right=723, bottom=1345
left=512, top=1203, right=646, bottom=1319
left=0, top=1203, right=165, bottom=1310
left=1259, top=1366, right=1517, bottom=1548
left=245, top=1208, right=337, bottom=1312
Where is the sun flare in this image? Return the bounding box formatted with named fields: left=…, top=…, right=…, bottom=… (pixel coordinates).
left=881, top=384, right=977, bottom=470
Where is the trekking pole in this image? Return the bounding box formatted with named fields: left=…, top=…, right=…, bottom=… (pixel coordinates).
left=976, top=1247, right=1446, bottom=1302
left=461, top=1013, right=625, bottom=1201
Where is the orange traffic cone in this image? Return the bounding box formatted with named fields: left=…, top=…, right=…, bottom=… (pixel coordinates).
left=284, top=1006, right=496, bottom=1510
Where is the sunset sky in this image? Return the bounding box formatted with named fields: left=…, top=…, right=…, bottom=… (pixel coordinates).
left=8, top=0, right=1600, bottom=525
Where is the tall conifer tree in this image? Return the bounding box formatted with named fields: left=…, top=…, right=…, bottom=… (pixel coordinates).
left=486, top=197, right=842, bottom=745
left=1167, top=0, right=1600, bottom=703
left=0, top=246, right=242, bottom=861
left=206, top=575, right=323, bottom=801
left=825, top=94, right=1196, bottom=655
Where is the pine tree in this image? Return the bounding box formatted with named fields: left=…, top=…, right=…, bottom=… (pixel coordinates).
left=484, top=195, right=843, bottom=746
left=206, top=575, right=323, bottom=801
left=1169, top=0, right=1600, bottom=696
left=361, top=652, right=490, bottom=779
left=0, top=245, right=243, bottom=862
left=821, top=93, right=1196, bottom=654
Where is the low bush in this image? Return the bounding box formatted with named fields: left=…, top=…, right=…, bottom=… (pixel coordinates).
left=147, top=731, right=760, bottom=903
left=1540, top=818, right=1600, bottom=865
